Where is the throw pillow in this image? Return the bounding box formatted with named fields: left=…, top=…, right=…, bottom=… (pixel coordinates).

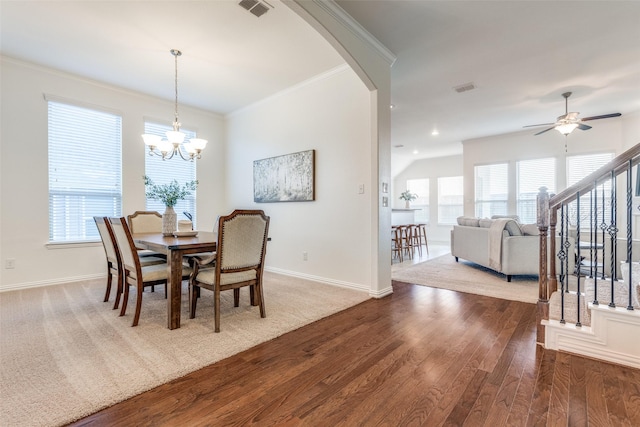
left=520, top=224, right=540, bottom=236
left=504, top=219, right=523, bottom=236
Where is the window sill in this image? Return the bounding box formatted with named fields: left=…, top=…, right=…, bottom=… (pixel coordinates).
left=46, top=240, right=101, bottom=249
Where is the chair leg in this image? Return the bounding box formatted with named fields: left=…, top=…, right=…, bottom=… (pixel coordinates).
left=104, top=268, right=112, bottom=302
left=189, top=283, right=198, bottom=319
left=214, top=288, right=221, bottom=333
left=132, top=284, right=143, bottom=327
left=257, top=283, right=266, bottom=318
left=249, top=285, right=257, bottom=306
left=234, top=288, right=240, bottom=307
left=120, top=280, right=130, bottom=316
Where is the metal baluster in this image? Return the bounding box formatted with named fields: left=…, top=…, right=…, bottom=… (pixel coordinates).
left=593, top=180, right=599, bottom=305
left=559, top=203, right=566, bottom=323
left=600, top=181, right=607, bottom=280
left=609, top=170, right=618, bottom=307
left=576, top=192, right=582, bottom=327
left=626, top=160, right=634, bottom=311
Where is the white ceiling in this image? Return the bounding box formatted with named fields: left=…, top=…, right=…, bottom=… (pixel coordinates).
left=2, top=1, right=640, bottom=176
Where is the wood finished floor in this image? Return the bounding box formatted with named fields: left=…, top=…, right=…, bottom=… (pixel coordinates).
left=70, top=280, right=640, bottom=426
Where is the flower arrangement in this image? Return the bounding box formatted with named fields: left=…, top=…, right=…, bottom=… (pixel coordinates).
left=143, top=175, right=198, bottom=207
left=399, top=190, right=418, bottom=201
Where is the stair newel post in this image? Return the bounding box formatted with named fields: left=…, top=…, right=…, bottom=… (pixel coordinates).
left=536, top=186, right=550, bottom=345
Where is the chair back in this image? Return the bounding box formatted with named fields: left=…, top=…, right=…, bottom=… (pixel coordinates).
left=217, top=210, right=270, bottom=272
left=127, top=211, right=162, bottom=234
left=94, top=216, right=119, bottom=265
left=109, top=217, right=140, bottom=275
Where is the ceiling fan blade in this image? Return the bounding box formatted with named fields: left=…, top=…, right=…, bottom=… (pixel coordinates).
left=523, top=123, right=555, bottom=128
left=534, top=126, right=556, bottom=136
left=581, top=113, right=621, bottom=121
left=577, top=123, right=592, bottom=131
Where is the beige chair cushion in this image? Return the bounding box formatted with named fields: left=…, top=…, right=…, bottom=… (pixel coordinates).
left=194, top=269, right=256, bottom=286
left=129, top=263, right=192, bottom=282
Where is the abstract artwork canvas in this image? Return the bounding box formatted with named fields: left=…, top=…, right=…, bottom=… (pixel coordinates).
left=254, top=150, right=315, bottom=202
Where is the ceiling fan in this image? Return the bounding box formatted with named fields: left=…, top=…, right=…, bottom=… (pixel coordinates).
left=524, top=92, right=621, bottom=136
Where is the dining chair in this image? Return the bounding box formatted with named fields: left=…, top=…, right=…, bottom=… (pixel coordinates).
left=189, top=209, right=270, bottom=332
left=94, top=216, right=123, bottom=307
left=109, top=217, right=192, bottom=326
left=127, top=210, right=163, bottom=233
left=94, top=216, right=166, bottom=310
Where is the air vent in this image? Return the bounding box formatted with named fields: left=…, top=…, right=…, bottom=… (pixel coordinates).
left=453, top=82, right=476, bottom=93
left=239, top=0, right=273, bottom=17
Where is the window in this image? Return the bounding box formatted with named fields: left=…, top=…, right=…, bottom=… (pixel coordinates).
left=48, top=101, right=122, bottom=242
left=438, top=176, right=463, bottom=224
left=475, top=163, right=508, bottom=218
left=144, top=122, right=197, bottom=226
left=517, top=158, right=556, bottom=224
left=567, top=152, right=614, bottom=226
left=407, top=178, right=429, bottom=223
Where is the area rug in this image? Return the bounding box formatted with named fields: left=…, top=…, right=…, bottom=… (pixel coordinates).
left=392, top=254, right=539, bottom=303
left=0, top=273, right=369, bottom=427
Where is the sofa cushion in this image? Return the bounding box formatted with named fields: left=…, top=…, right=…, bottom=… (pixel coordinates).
left=492, top=214, right=521, bottom=223
left=456, top=216, right=480, bottom=227
left=479, top=218, right=493, bottom=228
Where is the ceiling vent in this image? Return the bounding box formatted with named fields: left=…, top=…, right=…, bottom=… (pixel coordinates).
left=239, top=0, right=273, bottom=17
left=453, top=82, right=476, bottom=93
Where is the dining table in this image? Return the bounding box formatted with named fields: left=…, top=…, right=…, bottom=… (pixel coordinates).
left=133, top=231, right=217, bottom=330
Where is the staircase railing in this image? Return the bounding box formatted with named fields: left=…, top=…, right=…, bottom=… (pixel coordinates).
left=536, top=143, right=640, bottom=343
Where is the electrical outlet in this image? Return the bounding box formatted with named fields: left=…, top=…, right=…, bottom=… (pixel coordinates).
left=303, top=251, right=308, bottom=261
left=5, top=258, right=16, bottom=269
left=358, top=184, right=365, bottom=194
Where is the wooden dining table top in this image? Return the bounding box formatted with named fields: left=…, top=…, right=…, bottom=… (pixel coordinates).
left=133, top=231, right=217, bottom=252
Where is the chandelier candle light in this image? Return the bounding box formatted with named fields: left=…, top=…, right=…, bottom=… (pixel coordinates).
left=142, top=49, right=207, bottom=161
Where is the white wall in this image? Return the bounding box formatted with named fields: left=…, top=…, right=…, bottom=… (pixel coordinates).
left=226, top=66, right=373, bottom=290
left=0, top=57, right=226, bottom=290
left=393, top=155, right=463, bottom=243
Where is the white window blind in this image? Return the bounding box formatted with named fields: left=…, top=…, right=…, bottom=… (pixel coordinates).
left=438, top=176, right=463, bottom=224
left=144, top=122, right=197, bottom=226
left=567, top=152, right=614, bottom=226
left=475, top=163, right=508, bottom=218
left=407, top=178, right=429, bottom=223
left=48, top=101, right=122, bottom=242
left=517, top=157, right=556, bottom=224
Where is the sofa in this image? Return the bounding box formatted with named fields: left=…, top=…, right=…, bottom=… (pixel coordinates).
left=451, top=216, right=574, bottom=282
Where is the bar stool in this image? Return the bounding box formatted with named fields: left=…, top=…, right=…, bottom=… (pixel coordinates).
left=391, top=226, right=403, bottom=263
left=397, top=225, right=415, bottom=260
left=412, top=223, right=428, bottom=255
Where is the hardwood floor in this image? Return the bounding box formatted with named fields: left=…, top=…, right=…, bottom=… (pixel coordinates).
left=70, top=280, right=640, bottom=426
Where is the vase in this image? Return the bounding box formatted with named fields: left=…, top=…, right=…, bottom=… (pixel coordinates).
left=405, top=200, right=410, bottom=209
left=162, top=206, right=177, bottom=236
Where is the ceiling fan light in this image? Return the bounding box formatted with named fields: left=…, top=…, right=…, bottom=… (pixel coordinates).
left=555, top=123, right=578, bottom=135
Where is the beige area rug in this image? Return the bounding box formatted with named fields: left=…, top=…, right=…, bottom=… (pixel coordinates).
left=0, top=272, right=370, bottom=427
left=392, top=255, right=539, bottom=304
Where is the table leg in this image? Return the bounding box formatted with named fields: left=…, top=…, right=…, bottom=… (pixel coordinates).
left=168, top=249, right=183, bottom=329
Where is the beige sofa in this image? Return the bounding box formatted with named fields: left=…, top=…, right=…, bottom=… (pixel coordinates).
left=451, top=216, right=574, bottom=282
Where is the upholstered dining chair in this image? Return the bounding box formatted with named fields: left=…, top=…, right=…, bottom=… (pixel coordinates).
left=94, top=216, right=166, bottom=310
left=127, top=210, right=163, bottom=233
left=94, top=216, right=122, bottom=307
left=109, top=217, right=192, bottom=326
left=189, top=209, right=270, bottom=332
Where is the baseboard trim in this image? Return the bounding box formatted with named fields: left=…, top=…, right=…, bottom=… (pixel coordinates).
left=265, top=267, right=370, bottom=294
left=0, top=274, right=105, bottom=293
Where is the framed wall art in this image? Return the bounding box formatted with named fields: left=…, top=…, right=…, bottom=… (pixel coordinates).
left=253, top=149, right=315, bottom=203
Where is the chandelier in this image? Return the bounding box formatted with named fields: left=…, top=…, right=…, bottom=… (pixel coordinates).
left=142, top=49, right=207, bottom=161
